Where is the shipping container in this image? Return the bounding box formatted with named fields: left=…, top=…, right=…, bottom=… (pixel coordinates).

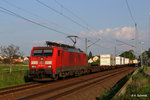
left=121, top=57, right=125, bottom=65
left=125, top=58, right=129, bottom=64
left=100, top=54, right=115, bottom=66
left=116, top=56, right=122, bottom=65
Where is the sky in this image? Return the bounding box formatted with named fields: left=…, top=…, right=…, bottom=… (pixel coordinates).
left=0, top=0, right=150, bottom=56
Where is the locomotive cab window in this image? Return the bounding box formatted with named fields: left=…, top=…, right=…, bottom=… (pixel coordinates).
left=33, top=49, right=53, bottom=56
left=33, top=50, right=42, bottom=56
left=58, top=50, right=60, bottom=56
left=43, top=49, right=53, bottom=56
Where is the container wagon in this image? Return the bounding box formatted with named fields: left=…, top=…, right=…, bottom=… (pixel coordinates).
left=121, top=57, right=125, bottom=65
left=100, top=54, right=115, bottom=69
left=116, top=56, right=123, bottom=67
left=125, top=58, right=129, bottom=65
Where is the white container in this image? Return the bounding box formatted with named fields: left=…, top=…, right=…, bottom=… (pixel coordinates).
left=100, top=54, right=115, bottom=66
left=121, top=57, right=125, bottom=65
left=116, top=56, right=121, bottom=65
left=125, top=58, right=129, bottom=64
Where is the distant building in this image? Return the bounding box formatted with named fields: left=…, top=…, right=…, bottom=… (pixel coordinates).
left=88, top=58, right=93, bottom=63
left=0, top=56, right=7, bottom=60
left=93, top=56, right=99, bottom=62
left=23, top=56, right=30, bottom=63
left=24, top=56, right=30, bottom=61
left=13, top=59, right=23, bottom=63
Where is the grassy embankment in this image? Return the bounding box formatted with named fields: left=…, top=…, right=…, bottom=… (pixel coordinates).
left=115, top=67, right=150, bottom=100
left=145, top=66, right=150, bottom=74
left=0, top=64, right=29, bottom=88
left=97, top=67, right=150, bottom=100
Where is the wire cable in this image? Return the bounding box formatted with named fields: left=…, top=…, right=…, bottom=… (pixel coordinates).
left=36, top=0, right=89, bottom=30
left=0, top=6, right=70, bottom=36
left=125, top=0, right=136, bottom=24
left=2, top=0, right=44, bottom=19
left=54, top=0, right=89, bottom=28
left=2, top=0, right=79, bottom=34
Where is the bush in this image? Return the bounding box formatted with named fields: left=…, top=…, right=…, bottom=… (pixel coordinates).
left=13, top=62, right=24, bottom=64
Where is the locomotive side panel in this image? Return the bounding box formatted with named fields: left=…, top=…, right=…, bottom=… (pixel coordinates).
left=60, top=50, right=87, bottom=71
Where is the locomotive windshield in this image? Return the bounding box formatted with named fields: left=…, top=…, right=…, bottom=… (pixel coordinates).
left=33, top=49, right=53, bottom=56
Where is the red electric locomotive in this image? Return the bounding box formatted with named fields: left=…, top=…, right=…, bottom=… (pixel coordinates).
left=28, top=41, right=87, bottom=80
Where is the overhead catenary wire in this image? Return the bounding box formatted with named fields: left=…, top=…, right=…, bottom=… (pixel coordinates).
left=87, top=40, right=113, bottom=53
left=54, top=0, right=99, bottom=37
left=0, top=6, right=70, bottom=36
left=0, top=5, right=90, bottom=47
left=36, top=0, right=89, bottom=30
left=125, top=0, right=136, bottom=24
left=0, top=9, right=15, bottom=16
left=36, top=0, right=108, bottom=50
left=2, top=0, right=80, bottom=34
left=0, top=1, right=131, bottom=55
left=2, top=0, right=44, bottom=19
left=54, top=0, right=114, bottom=45
left=125, top=0, right=139, bottom=57
left=0, top=5, right=91, bottom=44
left=54, top=0, right=89, bottom=28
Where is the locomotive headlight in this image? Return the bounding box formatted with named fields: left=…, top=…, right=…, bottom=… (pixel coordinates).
left=31, top=61, right=38, bottom=64
left=47, top=65, right=52, bottom=68
left=45, top=61, right=52, bottom=64
left=32, top=65, right=36, bottom=68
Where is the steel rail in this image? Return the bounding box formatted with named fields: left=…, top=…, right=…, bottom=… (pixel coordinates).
left=0, top=82, right=41, bottom=95
left=17, top=67, right=133, bottom=100
left=46, top=68, right=134, bottom=100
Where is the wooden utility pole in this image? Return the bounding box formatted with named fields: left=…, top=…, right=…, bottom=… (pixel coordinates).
left=85, top=38, right=87, bottom=55
left=135, top=23, right=138, bottom=58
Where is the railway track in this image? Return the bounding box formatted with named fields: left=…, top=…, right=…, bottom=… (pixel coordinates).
left=15, top=67, right=134, bottom=100
left=0, top=67, right=135, bottom=100
left=0, top=82, right=41, bottom=95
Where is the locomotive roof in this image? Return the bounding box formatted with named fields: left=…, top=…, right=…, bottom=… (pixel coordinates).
left=46, top=41, right=84, bottom=53
left=46, top=41, right=75, bottom=49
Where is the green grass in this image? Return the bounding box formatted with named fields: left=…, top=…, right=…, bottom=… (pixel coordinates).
left=115, top=68, right=150, bottom=100
left=144, top=66, right=150, bottom=74
left=0, top=64, right=29, bottom=71
left=0, top=70, right=29, bottom=88
left=0, top=64, right=29, bottom=88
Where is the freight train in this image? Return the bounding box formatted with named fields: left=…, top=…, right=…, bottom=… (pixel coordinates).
left=27, top=41, right=138, bottom=81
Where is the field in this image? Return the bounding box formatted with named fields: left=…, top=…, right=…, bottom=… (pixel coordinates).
left=0, top=64, right=29, bottom=71
left=0, top=64, right=29, bottom=88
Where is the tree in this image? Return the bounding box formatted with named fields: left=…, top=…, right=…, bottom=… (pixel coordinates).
left=0, top=58, right=1, bottom=61
left=89, top=51, right=92, bottom=59
left=120, top=50, right=136, bottom=60
left=141, top=49, right=150, bottom=65
left=0, top=44, right=24, bottom=72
